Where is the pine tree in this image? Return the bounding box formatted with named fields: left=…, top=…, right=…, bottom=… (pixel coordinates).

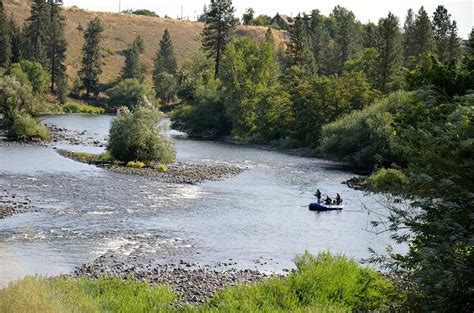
left=412, top=6, right=435, bottom=61
left=363, top=22, right=378, bottom=49
left=402, top=9, right=416, bottom=65
left=47, top=0, right=67, bottom=94
left=446, top=21, right=462, bottom=64
left=24, top=0, right=50, bottom=66
left=308, top=9, right=325, bottom=66
left=202, top=0, right=238, bottom=78
left=122, top=35, right=146, bottom=82
left=432, top=5, right=451, bottom=63
left=8, top=16, right=21, bottom=64
left=0, top=0, right=11, bottom=68
left=375, top=12, right=402, bottom=92
left=242, top=8, right=254, bottom=25
left=153, top=29, right=178, bottom=103
left=287, top=14, right=316, bottom=73
left=332, top=6, right=357, bottom=72
left=153, top=29, right=177, bottom=78
left=79, top=17, right=104, bottom=97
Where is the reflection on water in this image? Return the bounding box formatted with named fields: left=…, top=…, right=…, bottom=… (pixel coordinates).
left=0, top=115, right=404, bottom=286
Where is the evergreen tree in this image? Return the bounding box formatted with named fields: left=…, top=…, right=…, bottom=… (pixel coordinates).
left=202, top=0, right=238, bottom=78
left=0, top=0, right=11, bottom=68
left=308, top=9, right=325, bottom=67
left=402, top=9, right=416, bottom=65
left=46, top=0, right=67, bottom=94
left=331, top=6, right=357, bottom=73
left=446, top=21, right=462, bottom=64
left=412, top=7, right=435, bottom=61
left=363, top=22, right=378, bottom=49
left=79, top=17, right=104, bottom=97
left=153, top=29, right=177, bottom=78
left=24, top=0, right=50, bottom=66
left=8, top=16, right=21, bottom=64
left=122, top=35, right=146, bottom=82
left=287, top=14, right=316, bottom=73
left=375, top=12, right=402, bottom=92
left=153, top=29, right=178, bottom=103
left=432, top=5, right=451, bottom=63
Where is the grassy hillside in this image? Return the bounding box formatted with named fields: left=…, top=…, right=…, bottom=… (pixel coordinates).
left=4, top=0, right=288, bottom=83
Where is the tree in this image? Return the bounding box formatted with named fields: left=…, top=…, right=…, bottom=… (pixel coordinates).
left=0, top=0, right=11, bottom=68
left=106, top=79, right=156, bottom=109
left=432, top=5, right=451, bottom=63
left=446, top=21, right=462, bottom=64
left=287, top=14, right=316, bottom=73
left=242, top=8, right=254, bottom=25
left=375, top=12, right=402, bottom=92
left=79, top=17, right=104, bottom=97
left=122, top=35, right=146, bottom=82
left=154, top=72, right=177, bottom=104
left=8, top=16, right=21, bottom=64
left=46, top=0, right=67, bottom=96
left=331, top=6, right=358, bottom=73
left=108, top=106, right=176, bottom=164
left=10, top=60, right=50, bottom=95
left=363, top=22, right=378, bottom=49
left=308, top=9, right=326, bottom=67
left=24, top=0, right=50, bottom=66
left=412, top=7, right=435, bottom=61
left=402, top=9, right=416, bottom=66
left=202, top=0, right=238, bottom=78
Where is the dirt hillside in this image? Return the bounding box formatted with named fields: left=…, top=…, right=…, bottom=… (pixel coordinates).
left=4, top=0, right=287, bottom=83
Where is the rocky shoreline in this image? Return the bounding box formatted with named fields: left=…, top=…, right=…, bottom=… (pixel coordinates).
left=57, top=149, right=246, bottom=185
left=0, top=190, right=31, bottom=219
left=75, top=255, right=273, bottom=305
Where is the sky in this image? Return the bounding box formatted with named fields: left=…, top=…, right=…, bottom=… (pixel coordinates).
left=63, top=0, right=473, bottom=38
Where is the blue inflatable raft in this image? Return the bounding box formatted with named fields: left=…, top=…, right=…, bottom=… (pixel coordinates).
left=309, top=203, right=343, bottom=211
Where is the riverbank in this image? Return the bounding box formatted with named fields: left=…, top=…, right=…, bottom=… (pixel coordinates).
left=57, top=149, right=246, bottom=184
left=75, top=255, right=271, bottom=304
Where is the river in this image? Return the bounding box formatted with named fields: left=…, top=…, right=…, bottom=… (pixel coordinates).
left=0, top=115, right=403, bottom=287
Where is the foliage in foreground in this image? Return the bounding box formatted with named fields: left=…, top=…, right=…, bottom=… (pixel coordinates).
left=0, top=276, right=176, bottom=313
left=197, top=252, right=397, bottom=312
left=7, top=113, right=50, bottom=141
left=0, top=253, right=398, bottom=312
left=107, top=106, right=176, bottom=164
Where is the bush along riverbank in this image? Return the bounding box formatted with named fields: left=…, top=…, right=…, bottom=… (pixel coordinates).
left=0, top=252, right=403, bottom=312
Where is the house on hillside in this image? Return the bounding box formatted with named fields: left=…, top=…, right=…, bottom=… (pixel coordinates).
left=271, top=13, right=294, bottom=30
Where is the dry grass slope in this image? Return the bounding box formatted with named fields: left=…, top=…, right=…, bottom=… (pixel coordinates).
left=4, top=0, right=288, bottom=83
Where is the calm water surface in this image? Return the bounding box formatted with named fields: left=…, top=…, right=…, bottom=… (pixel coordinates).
left=0, top=115, right=404, bottom=287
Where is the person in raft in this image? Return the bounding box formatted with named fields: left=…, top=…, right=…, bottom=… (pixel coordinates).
left=325, top=195, right=332, bottom=205
left=335, top=193, right=342, bottom=205
left=314, top=189, right=322, bottom=202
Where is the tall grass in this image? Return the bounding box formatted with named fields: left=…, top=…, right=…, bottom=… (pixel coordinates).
left=0, top=276, right=176, bottom=313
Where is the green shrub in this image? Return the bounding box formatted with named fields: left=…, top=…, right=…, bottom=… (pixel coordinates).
left=157, top=164, right=168, bottom=172
left=319, top=91, right=412, bottom=170
left=106, top=79, right=156, bottom=109
left=0, top=75, right=37, bottom=128
left=126, top=160, right=145, bottom=168
left=8, top=113, right=50, bottom=141
left=10, top=60, right=50, bottom=95
left=108, top=106, right=176, bottom=164
left=67, top=151, right=112, bottom=163
left=202, top=252, right=398, bottom=312
left=63, top=102, right=105, bottom=114
left=366, top=168, right=408, bottom=193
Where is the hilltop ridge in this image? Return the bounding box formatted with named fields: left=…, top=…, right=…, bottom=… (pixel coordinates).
left=3, top=0, right=287, bottom=83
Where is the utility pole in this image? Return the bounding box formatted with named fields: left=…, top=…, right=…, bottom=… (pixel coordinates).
left=119, top=0, right=121, bottom=13
left=181, top=5, right=183, bottom=20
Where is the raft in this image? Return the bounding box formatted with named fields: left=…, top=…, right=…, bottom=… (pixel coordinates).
left=309, top=203, right=343, bottom=212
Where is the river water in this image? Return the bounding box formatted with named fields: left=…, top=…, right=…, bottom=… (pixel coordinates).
left=0, top=115, right=402, bottom=287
